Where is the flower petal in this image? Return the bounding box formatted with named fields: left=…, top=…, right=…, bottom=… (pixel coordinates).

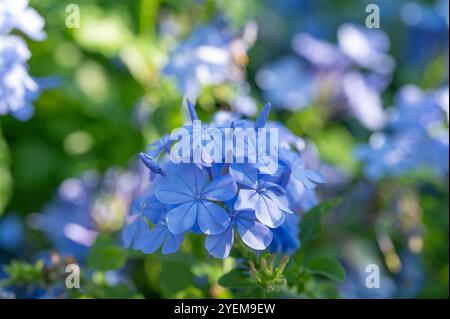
left=265, top=191, right=293, bottom=214
left=255, top=102, right=271, bottom=129
left=304, top=169, right=325, bottom=184
left=236, top=211, right=273, bottom=250
left=139, top=220, right=167, bottom=254
left=229, top=163, right=258, bottom=188
left=205, top=225, right=234, bottom=259
left=234, top=189, right=259, bottom=211
left=166, top=201, right=198, bottom=234
left=122, top=216, right=149, bottom=249
left=155, top=176, right=195, bottom=204
left=202, top=174, right=237, bottom=201
left=162, top=232, right=184, bottom=254
left=255, top=193, right=285, bottom=228
left=197, top=201, right=231, bottom=235
left=178, top=164, right=209, bottom=194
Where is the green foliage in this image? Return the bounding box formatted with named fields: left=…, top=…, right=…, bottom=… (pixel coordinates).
left=1, top=260, right=46, bottom=287
left=217, top=198, right=345, bottom=298
left=304, top=257, right=345, bottom=283
left=0, top=127, right=12, bottom=216
left=87, top=236, right=127, bottom=271
left=300, top=197, right=343, bottom=246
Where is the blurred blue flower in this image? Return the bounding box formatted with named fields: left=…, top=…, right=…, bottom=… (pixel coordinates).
left=162, top=20, right=257, bottom=115
left=33, top=166, right=148, bottom=260
left=0, top=214, right=23, bottom=253
left=357, top=85, right=449, bottom=180
left=268, top=213, right=300, bottom=254
left=0, top=0, right=45, bottom=40
left=256, top=56, right=316, bottom=111
left=257, top=23, right=394, bottom=130
left=0, top=0, right=45, bottom=120
left=394, top=251, right=426, bottom=298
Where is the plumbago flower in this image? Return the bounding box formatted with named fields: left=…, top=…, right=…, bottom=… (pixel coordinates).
left=162, top=19, right=258, bottom=116
left=257, top=23, right=395, bottom=130
left=30, top=165, right=148, bottom=260
left=0, top=0, right=46, bottom=120
left=123, top=101, right=325, bottom=258
left=356, top=85, right=449, bottom=180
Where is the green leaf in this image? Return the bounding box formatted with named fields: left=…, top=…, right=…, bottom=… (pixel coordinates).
left=87, top=236, right=127, bottom=271
left=305, top=257, right=345, bottom=283
left=218, top=269, right=255, bottom=289
left=0, top=127, right=12, bottom=216
left=314, top=127, right=358, bottom=175
left=218, top=269, right=264, bottom=298
left=300, top=197, right=342, bottom=244
left=1, top=260, right=45, bottom=287
left=159, top=254, right=195, bottom=297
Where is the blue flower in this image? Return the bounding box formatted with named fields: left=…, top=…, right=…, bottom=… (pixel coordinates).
left=357, top=85, right=449, bottom=180
left=35, top=166, right=147, bottom=260
left=268, top=214, right=300, bottom=254
left=125, top=101, right=325, bottom=258
left=162, top=22, right=235, bottom=99
left=256, top=23, right=394, bottom=130
left=155, top=163, right=237, bottom=235
left=0, top=0, right=46, bottom=121
left=0, top=214, right=23, bottom=253
left=280, top=149, right=325, bottom=190
left=256, top=56, right=316, bottom=111
left=230, top=164, right=293, bottom=228
left=122, top=215, right=150, bottom=250
left=139, top=214, right=184, bottom=254
left=0, top=0, right=46, bottom=40
left=206, top=210, right=272, bottom=259
left=161, top=20, right=256, bottom=116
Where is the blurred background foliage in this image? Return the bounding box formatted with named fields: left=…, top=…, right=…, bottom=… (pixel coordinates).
left=0, top=0, right=448, bottom=298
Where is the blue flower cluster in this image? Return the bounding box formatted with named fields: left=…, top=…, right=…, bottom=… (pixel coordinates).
left=357, top=85, right=449, bottom=180
left=162, top=19, right=258, bottom=116
left=0, top=0, right=45, bottom=120
left=256, top=23, right=394, bottom=130
left=33, top=167, right=147, bottom=260
left=123, top=101, right=324, bottom=258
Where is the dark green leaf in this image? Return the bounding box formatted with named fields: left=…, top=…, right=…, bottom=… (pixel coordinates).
left=87, top=236, right=127, bottom=271
left=305, top=257, right=345, bottom=283
left=300, top=197, right=342, bottom=244
left=218, top=269, right=255, bottom=288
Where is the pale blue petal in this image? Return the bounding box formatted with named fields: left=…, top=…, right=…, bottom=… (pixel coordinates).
left=162, top=232, right=184, bottom=254
left=292, top=170, right=316, bottom=189
left=155, top=176, right=195, bottom=204
left=136, top=195, right=165, bottom=223
left=234, top=189, right=259, bottom=211
left=265, top=191, right=293, bottom=214
left=260, top=181, right=286, bottom=195
left=202, top=174, right=237, bottom=201
left=166, top=201, right=198, bottom=234
left=178, top=164, right=208, bottom=195
left=236, top=211, right=273, bottom=250
left=229, top=164, right=258, bottom=188
left=255, top=193, right=285, bottom=228
left=122, top=216, right=149, bottom=249
left=205, top=225, right=234, bottom=259
left=303, top=170, right=325, bottom=184
left=197, top=201, right=231, bottom=235
left=139, top=221, right=167, bottom=254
